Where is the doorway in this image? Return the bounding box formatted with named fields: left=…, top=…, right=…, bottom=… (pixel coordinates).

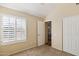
left=45, top=21, right=51, bottom=46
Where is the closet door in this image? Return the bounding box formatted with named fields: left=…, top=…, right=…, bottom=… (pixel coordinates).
left=63, top=16, right=79, bottom=55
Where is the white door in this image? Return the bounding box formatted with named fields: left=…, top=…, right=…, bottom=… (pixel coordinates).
left=37, top=21, right=45, bottom=46
left=63, top=16, right=79, bottom=55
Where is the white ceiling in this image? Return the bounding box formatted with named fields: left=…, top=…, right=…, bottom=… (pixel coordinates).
left=0, top=3, right=58, bottom=18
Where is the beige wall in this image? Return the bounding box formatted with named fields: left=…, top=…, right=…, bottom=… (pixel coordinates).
left=45, top=3, right=79, bottom=51
left=0, top=6, right=44, bottom=55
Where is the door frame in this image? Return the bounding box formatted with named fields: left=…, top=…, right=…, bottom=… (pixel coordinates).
left=45, top=21, right=52, bottom=46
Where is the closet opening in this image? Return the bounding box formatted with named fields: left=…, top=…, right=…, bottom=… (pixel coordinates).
left=45, top=21, right=51, bottom=46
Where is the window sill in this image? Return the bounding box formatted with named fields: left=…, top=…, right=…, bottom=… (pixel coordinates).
left=0, top=40, right=26, bottom=45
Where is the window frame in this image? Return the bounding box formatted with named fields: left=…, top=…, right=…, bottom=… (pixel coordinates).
left=0, top=14, right=27, bottom=45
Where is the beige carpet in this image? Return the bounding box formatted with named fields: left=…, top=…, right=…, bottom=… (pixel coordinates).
left=12, top=45, right=74, bottom=56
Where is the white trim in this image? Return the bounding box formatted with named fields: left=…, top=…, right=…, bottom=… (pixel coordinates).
left=0, top=40, right=26, bottom=45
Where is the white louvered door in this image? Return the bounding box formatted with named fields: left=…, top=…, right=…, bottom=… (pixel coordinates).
left=63, top=16, right=79, bottom=55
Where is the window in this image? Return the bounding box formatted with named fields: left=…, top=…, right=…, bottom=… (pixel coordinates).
left=0, top=14, right=27, bottom=45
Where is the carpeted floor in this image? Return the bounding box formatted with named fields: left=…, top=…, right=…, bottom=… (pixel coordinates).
left=12, top=45, right=74, bottom=56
